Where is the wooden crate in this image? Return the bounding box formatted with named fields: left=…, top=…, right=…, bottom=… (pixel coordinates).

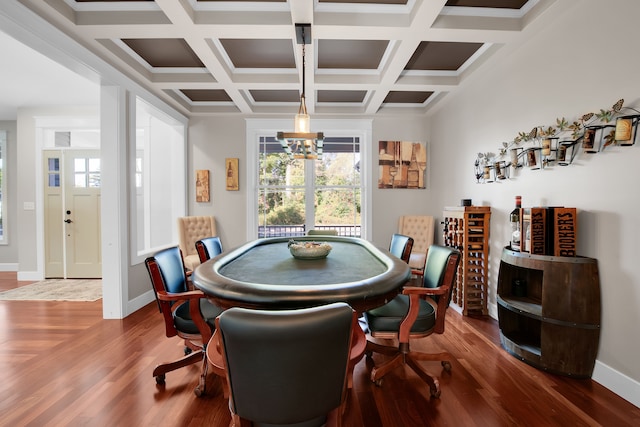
left=520, top=207, right=547, bottom=255
left=553, top=208, right=577, bottom=257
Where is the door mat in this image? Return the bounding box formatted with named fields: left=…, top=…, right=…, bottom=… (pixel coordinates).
left=0, top=279, right=102, bottom=301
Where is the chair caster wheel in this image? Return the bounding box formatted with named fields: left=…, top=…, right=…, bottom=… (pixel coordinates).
left=184, top=346, right=193, bottom=356
left=365, top=350, right=373, bottom=359
left=155, top=374, right=166, bottom=385
left=442, top=361, right=452, bottom=372
left=430, top=387, right=441, bottom=398
left=373, top=378, right=383, bottom=387
left=194, top=386, right=204, bottom=397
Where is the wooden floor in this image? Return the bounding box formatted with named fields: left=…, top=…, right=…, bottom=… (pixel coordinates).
left=1, top=272, right=638, bottom=427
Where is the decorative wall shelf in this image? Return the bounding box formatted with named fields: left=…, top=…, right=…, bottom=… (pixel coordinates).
left=474, top=99, right=639, bottom=183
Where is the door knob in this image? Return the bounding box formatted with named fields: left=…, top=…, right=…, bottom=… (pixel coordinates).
left=64, top=219, right=73, bottom=224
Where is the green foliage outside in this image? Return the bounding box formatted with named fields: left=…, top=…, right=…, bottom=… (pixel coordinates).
left=259, top=151, right=361, bottom=227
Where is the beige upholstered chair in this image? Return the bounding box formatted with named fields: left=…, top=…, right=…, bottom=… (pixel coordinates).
left=177, top=216, right=217, bottom=271
left=398, top=215, right=435, bottom=278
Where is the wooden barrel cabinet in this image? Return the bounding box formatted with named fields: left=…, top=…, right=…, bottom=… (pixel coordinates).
left=497, top=247, right=601, bottom=377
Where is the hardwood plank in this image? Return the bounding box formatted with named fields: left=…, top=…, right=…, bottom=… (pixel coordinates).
left=0, top=273, right=638, bottom=426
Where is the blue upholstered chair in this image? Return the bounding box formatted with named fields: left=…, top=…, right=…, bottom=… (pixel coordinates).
left=389, top=233, right=414, bottom=264
left=215, top=303, right=355, bottom=427
left=364, top=244, right=461, bottom=398
left=145, top=246, right=223, bottom=396
left=195, top=236, right=223, bottom=264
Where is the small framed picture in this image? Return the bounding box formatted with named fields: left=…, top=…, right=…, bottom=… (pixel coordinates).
left=226, top=158, right=239, bottom=191
left=196, top=169, right=210, bottom=202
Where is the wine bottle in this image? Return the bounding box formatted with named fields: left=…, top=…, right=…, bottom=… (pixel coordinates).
left=510, top=196, right=522, bottom=251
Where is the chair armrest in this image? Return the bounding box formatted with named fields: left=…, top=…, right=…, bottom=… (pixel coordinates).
left=402, top=285, right=448, bottom=297
left=399, top=284, right=452, bottom=339
left=157, top=289, right=206, bottom=302
left=157, top=289, right=212, bottom=345
left=185, top=270, right=194, bottom=290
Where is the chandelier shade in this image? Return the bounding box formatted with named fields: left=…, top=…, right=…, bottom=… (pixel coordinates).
left=277, top=23, right=323, bottom=160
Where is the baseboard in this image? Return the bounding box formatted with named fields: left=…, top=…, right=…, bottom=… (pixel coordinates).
left=450, top=302, right=499, bottom=321
left=592, top=360, right=640, bottom=409
left=450, top=303, right=462, bottom=315
left=484, top=303, right=638, bottom=409
left=127, top=290, right=155, bottom=316
left=17, top=271, right=44, bottom=281
left=0, top=263, right=18, bottom=272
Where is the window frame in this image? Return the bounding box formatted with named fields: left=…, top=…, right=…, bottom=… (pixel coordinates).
left=0, top=130, right=7, bottom=245
left=129, top=97, right=186, bottom=264
left=246, top=118, right=372, bottom=241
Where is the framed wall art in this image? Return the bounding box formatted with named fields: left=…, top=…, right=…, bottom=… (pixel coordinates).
left=226, top=158, right=239, bottom=191
left=196, top=169, right=210, bottom=202
left=378, top=141, right=427, bottom=189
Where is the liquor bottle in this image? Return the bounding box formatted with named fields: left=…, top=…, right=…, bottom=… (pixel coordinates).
left=510, top=196, right=522, bottom=251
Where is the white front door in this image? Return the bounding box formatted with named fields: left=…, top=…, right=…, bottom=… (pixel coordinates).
left=44, top=150, right=102, bottom=278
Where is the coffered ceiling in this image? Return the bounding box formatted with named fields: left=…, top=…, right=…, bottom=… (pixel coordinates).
left=16, top=0, right=555, bottom=118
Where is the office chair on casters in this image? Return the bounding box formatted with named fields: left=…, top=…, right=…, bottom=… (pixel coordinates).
left=215, top=303, right=356, bottom=427
left=145, top=246, right=224, bottom=397
left=364, top=245, right=461, bottom=398
left=195, top=236, right=223, bottom=263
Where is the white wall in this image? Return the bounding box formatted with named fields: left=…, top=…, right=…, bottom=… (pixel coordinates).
left=188, top=115, right=432, bottom=251
left=188, top=116, right=248, bottom=250
left=371, top=116, right=432, bottom=245
left=429, top=0, right=640, bottom=406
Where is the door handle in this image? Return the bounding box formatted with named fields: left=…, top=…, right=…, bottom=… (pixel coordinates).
left=64, top=219, right=73, bottom=224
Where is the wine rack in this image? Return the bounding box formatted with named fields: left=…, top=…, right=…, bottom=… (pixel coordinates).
left=442, top=206, right=491, bottom=316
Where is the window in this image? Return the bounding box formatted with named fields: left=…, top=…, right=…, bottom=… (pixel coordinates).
left=74, top=157, right=100, bottom=188
left=0, top=130, right=6, bottom=244
left=247, top=119, right=372, bottom=240
left=132, top=98, right=186, bottom=261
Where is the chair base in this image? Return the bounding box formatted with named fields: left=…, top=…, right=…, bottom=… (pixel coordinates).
left=153, top=337, right=221, bottom=397
left=365, top=340, right=451, bottom=398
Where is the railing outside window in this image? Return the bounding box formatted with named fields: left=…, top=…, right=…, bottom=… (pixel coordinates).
left=258, top=224, right=361, bottom=238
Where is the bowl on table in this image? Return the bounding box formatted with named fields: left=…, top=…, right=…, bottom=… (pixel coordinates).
left=288, top=240, right=332, bottom=260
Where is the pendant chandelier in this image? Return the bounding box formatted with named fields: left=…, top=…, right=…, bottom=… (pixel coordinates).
left=277, top=23, right=324, bottom=160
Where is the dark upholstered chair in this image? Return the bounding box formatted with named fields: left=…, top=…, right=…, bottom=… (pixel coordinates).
left=145, top=246, right=224, bottom=397
left=195, top=236, right=223, bottom=264
left=389, top=233, right=414, bottom=264
left=215, top=302, right=356, bottom=427
left=364, top=244, right=461, bottom=398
